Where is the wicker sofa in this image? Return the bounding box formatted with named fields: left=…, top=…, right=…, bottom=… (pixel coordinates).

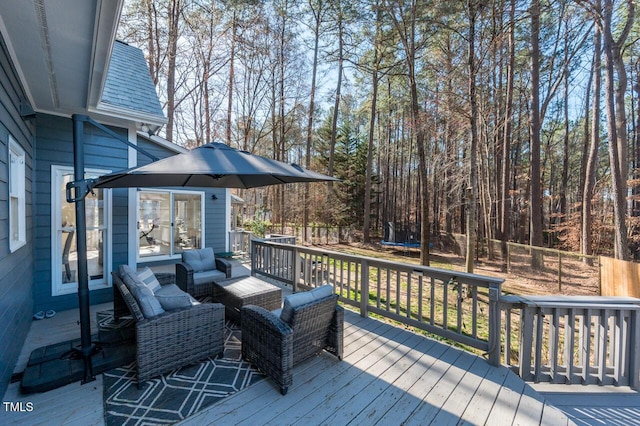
left=176, top=247, right=233, bottom=298
left=112, top=267, right=225, bottom=385
left=241, top=285, right=344, bottom=395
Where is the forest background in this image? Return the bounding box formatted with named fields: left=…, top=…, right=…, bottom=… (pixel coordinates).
left=117, top=0, right=640, bottom=269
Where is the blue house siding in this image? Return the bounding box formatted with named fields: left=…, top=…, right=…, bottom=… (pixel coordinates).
left=33, top=115, right=130, bottom=313
left=0, top=35, right=35, bottom=399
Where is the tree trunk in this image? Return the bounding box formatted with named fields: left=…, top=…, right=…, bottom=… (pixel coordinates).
left=602, top=0, right=632, bottom=260
left=529, top=0, right=544, bottom=268
left=328, top=12, right=344, bottom=194
left=560, top=14, right=570, bottom=223
left=500, top=0, right=515, bottom=270
left=364, top=6, right=382, bottom=244
left=227, top=11, right=237, bottom=146
left=582, top=19, right=600, bottom=265
left=165, top=0, right=181, bottom=142
left=144, top=0, right=159, bottom=86
left=303, top=1, right=324, bottom=243
left=466, top=0, right=479, bottom=273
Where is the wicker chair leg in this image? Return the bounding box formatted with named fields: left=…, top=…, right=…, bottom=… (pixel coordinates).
left=281, top=386, right=288, bottom=395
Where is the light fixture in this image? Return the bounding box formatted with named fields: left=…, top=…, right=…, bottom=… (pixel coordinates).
left=211, top=194, right=218, bottom=201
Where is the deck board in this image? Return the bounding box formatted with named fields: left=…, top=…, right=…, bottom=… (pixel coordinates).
left=179, top=310, right=573, bottom=426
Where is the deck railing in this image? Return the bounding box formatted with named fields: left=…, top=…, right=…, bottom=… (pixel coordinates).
left=501, top=296, right=640, bottom=389
left=250, top=239, right=640, bottom=389
left=250, top=239, right=504, bottom=365
left=229, top=230, right=252, bottom=254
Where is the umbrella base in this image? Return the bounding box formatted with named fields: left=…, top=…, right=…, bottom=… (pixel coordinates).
left=20, top=320, right=136, bottom=394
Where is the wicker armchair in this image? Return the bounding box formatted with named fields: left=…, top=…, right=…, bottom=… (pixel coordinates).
left=176, top=247, right=233, bottom=298
left=241, top=287, right=344, bottom=395
left=112, top=270, right=225, bottom=385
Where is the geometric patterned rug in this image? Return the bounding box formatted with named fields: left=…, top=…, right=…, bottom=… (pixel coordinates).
left=103, top=319, right=264, bottom=425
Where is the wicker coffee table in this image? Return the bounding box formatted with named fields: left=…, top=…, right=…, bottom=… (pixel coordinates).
left=212, top=276, right=282, bottom=323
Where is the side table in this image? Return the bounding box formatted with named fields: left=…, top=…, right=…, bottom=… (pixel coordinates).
left=213, top=276, right=282, bottom=323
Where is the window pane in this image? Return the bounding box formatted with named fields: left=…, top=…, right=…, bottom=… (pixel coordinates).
left=59, top=172, right=106, bottom=283
left=86, top=189, right=104, bottom=228
left=87, top=229, right=104, bottom=280
left=10, top=197, right=19, bottom=241
left=174, top=193, right=202, bottom=253
left=139, top=192, right=171, bottom=257
left=61, top=229, right=76, bottom=283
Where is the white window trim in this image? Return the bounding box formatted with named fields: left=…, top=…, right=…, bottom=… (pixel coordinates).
left=51, top=165, right=112, bottom=296
left=136, top=189, right=205, bottom=263
left=9, top=137, right=26, bottom=252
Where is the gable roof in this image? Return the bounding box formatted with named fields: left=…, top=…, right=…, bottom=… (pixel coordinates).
left=99, top=41, right=165, bottom=122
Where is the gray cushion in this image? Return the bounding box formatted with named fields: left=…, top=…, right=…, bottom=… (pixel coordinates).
left=280, top=284, right=334, bottom=324
left=193, top=269, right=226, bottom=285
left=182, top=247, right=216, bottom=272
left=155, top=284, right=196, bottom=310
left=119, top=264, right=145, bottom=293
left=130, top=284, right=165, bottom=318
left=137, top=266, right=161, bottom=293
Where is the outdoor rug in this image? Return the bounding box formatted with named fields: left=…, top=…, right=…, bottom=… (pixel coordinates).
left=103, top=316, right=264, bottom=426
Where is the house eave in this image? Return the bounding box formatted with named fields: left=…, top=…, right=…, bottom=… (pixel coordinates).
left=0, top=0, right=124, bottom=117
left=91, top=102, right=167, bottom=133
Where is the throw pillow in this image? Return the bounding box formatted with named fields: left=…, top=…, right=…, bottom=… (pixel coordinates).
left=119, top=264, right=145, bottom=293
left=130, top=284, right=165, bottom=318
left=182, top=247, right=216, bottom=272
left=137, top=267, right=161, bottom=293
left=155, top=284, right=195, bottom=310
left=280, top=284, right=334, bottom=324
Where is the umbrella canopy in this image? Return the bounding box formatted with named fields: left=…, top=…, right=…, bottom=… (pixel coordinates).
left=94, top=142, right=337, bottom=189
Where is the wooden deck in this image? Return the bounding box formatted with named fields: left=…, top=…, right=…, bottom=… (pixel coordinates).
left=4, top=269, right=638, bottom=425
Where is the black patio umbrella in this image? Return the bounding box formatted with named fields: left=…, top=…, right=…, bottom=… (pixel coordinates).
left=94, top=142, right=337, bottom=189
left=68, top=114, right=336, bottom=384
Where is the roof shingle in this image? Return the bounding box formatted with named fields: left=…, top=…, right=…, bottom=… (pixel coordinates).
left=101, top=40, right=164, bottom=119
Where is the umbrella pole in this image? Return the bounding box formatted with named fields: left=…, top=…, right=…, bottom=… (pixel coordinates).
left=71, top=114, right=96, bottom=384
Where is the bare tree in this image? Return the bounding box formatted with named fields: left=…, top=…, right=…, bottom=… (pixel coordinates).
left=529, top=0, right=544, bottom=268
left=303, top=0, right=327, bottom=242
left=383, top=0, right=430, bottom=265
left=500, top=0, right=516, bottom=270
left=363, top=4, right=383, bottom=244
left=582, top=13, right=601, bottom=263
left=465, top=0, right=481, bottom=273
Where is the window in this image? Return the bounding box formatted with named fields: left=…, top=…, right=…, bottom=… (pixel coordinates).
left=9, top=137, right=26, bottom=252
left=138, top=190, right=203, bottom=260
left=52, top=166, right=111, bottom=296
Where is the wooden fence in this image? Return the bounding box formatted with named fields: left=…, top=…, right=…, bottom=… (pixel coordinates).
left=600, top=256, right=640, bottom=298
left=449, top=233, right=600, bottom=293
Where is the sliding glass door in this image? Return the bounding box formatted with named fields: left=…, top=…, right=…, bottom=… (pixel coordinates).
left=138, top=190, right=203, bottom=260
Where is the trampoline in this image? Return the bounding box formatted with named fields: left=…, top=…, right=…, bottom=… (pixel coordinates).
left=381, top=222, right=421, bottom=248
